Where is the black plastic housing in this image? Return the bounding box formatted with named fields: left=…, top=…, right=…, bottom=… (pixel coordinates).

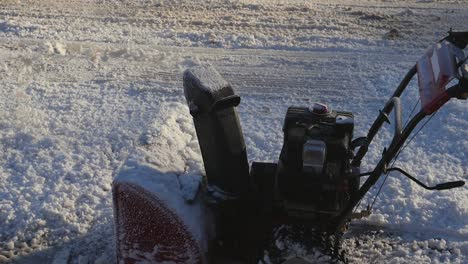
left=183, top=66, right=251, bottom=197
left=280, top=106, right=354, bottom=174
left=277, top=106, right=355, bottom=214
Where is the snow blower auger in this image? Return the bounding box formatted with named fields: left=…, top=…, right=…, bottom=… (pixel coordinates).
left=112, top=30, right=467, bottom=264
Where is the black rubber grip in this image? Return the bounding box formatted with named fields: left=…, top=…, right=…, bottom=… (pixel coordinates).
left=435, top=181, right=465, bottom=190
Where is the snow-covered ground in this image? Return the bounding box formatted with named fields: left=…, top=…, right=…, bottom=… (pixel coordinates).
left=0, top=0, right=467, bottom=263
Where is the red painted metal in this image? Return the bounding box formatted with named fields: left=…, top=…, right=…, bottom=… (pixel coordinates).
left=113, top=182, right=204, bottom=263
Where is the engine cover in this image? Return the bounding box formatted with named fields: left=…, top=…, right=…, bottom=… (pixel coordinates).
left=276, top=104, right=355, bottom=218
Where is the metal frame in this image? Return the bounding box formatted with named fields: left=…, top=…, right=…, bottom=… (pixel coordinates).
left=330, top=65, right=467, bottom=233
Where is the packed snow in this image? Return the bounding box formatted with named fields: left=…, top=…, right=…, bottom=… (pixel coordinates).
left=0, top=0, right=467, bottom=263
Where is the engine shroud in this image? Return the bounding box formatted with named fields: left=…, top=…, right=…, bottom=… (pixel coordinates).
left=275, top=106, right=356, bottom=220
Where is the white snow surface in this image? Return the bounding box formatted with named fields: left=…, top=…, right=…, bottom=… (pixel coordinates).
left=0, top=0, right=467, bottom=263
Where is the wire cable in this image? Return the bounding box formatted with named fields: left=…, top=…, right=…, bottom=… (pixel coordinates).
left=369, top=111, right=437, bottom=210
left=403, top=98, right=420, bottom=128
left=354, top=97, right=420, bottom=212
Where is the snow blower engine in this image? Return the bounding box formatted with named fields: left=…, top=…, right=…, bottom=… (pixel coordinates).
left=268, top=103, right=358, bottom=223
left=182, top=30, right=467, bottom=260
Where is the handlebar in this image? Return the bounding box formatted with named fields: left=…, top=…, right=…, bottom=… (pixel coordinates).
left=442, top=30, right=468, bottom=49
left=385, top=167, right=465, bottom=190
left=330, top=30, right=468, bottom=233
left=386, top=97, right=402, bottom=138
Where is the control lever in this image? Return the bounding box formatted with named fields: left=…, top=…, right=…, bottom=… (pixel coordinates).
left=386, top=167, right=465, bottom=190
left=351, top=167, right=465, bottom=190
left=442, top=30, right=468, bottom=49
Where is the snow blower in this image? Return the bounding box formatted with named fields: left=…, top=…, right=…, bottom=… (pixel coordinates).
left=112, top=31, right=468, bottom=263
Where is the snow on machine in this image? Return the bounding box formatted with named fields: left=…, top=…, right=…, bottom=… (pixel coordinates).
left=112, top=31, right=468, bottom=263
